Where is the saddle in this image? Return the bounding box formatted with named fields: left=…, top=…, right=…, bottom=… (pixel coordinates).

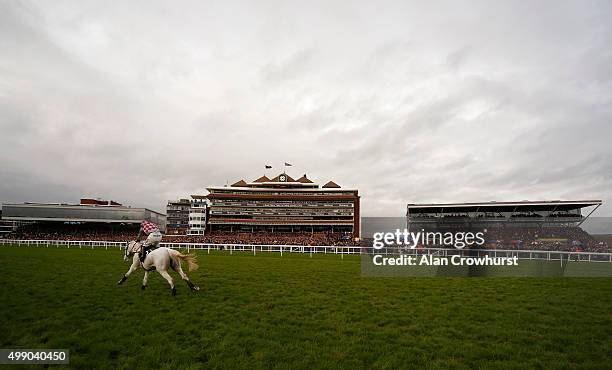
left=139, top=245, right=157, bottom=263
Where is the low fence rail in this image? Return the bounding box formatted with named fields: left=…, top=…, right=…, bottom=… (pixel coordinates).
left=0, top=239, right=361, bottom=257
left=372, top=246, right=612, bottom=263
left=1, top=239, right=611, bottom=262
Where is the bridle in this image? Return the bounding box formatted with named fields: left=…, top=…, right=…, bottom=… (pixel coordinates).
left=124, top=241, right=142, bottom=261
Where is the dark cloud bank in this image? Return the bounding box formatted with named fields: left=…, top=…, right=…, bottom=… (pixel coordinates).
left=1, top=0, right=611, bottom=216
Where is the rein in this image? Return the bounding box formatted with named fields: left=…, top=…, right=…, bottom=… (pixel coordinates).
left=126, top=241, right=142, bottom=257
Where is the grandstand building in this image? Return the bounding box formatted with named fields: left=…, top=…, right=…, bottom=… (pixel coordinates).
left=196, top=173, right=360, bottom=238
left=0, top=210, right=21, bottom=236
left=2, top=199, right=166, bottom=232
left=166, top=199, right=190, bottom=235
left=188, top=197, right=208, bottom=236
left=407, top=200, right=601, bottom=227
left=407, top=200, right=603, bottom=250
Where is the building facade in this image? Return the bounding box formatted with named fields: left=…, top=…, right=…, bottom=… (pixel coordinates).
left=188, top=197, right=208, bottom=235
left=405, top=200, right=603, bottom=250
left=166, top=199, right=191, bottom=235
left=0, top=210, right=21, bottom=236
left=407, top=200, right=602, bottom=230
left=200, top=173, right=360, bottom=238
left=1, top=202, right=166, bottom=231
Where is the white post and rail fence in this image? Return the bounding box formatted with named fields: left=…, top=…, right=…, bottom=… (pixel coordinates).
left=1, top=239, right=611, bottom=262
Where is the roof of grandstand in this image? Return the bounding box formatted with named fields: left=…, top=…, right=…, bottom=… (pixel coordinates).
left=270, top=173, right=296, bottom=182
left=297, top=174, right=313, bottom=183
left=407, top=200, right=602, bottom=213
left=1, top=202, right=166, bottom=225
left=202, top=173, right=358, bottom=192
left=253, top=175, right=271, bottom=183
left=323, top=181, right=341, bottom=188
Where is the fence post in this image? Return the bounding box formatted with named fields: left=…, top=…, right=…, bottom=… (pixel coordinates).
left=6, top=240, right=612, bottom=264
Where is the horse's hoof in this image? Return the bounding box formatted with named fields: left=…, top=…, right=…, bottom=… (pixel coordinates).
left=193, top=286, right=200, bottom=291
left=171, top=287, right=176, bottom=296
left=141, top=285, right=146, bottom=290
left=118, top=276, right=127, bottom=285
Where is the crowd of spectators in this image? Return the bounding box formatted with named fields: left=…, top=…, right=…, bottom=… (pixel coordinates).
left=479, top=226, right=610, bottom=253
left=4, top=224, right=360, bottom=246
left=389, top=226, right=610, bottom=253
left=5, top=223, right=610, bottom=252
left=165, top=231, right=360, bottom=246
left=5, top=224, right=137, bottom=242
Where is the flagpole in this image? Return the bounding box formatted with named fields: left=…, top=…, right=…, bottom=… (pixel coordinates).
left=265, top=164, right=272, bottom=178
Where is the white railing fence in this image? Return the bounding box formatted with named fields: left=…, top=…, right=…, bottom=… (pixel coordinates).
left=0, top=239, right=360, bottom=258
left=1, top=239, right=611, bottom=262
left=369, top=246, right=612, bottom=263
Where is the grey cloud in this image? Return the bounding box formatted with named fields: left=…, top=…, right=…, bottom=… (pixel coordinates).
left=1, top=0, right=612, bottom=217
left=446, top=46, right=472, bottom=70
left=260, top=48, right=316, bottom=83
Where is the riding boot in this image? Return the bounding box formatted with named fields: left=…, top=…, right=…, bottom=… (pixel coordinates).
left=141, top=246, right=151, bottom=263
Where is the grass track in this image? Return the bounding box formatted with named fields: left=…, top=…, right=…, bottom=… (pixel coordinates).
left=0, top=246, right=611, bottom=369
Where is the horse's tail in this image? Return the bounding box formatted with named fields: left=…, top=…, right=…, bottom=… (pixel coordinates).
left=175, top=251, right=199, bottom=271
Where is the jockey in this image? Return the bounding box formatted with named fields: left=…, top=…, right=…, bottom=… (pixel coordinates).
left=136, top=220, right=162, bottom=262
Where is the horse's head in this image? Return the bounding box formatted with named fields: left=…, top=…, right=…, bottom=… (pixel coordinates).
left=124, top=241, right=141, bottom=262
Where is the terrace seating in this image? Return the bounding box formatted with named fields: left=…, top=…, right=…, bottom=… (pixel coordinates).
left=5, top=225, right=360, bottom=246
left=166, top=231, right=360, bottom=246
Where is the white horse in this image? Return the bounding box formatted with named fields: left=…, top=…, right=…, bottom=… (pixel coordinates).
left=118, top=241, right=200, bottom=295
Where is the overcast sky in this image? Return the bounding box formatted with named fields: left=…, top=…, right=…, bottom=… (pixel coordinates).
left=1, top=0, right=611, bottom=216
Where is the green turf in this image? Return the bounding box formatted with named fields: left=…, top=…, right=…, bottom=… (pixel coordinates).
left=0, top=246, right=611, bottom=369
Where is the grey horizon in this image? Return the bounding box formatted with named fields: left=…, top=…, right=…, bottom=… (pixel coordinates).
left=1, top=0, right=611, bottom=217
